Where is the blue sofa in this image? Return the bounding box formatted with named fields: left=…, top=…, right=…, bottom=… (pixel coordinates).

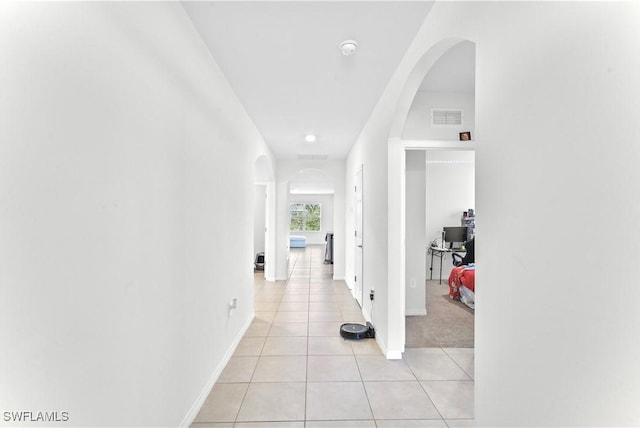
left=289, top=235, right=307, bottom=248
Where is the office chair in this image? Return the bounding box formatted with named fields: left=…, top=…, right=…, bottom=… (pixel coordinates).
left=452, top=237, right=475, bottom=267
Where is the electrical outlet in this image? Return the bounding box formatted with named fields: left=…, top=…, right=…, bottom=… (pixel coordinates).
left=410, top=278, right=416, bottom=288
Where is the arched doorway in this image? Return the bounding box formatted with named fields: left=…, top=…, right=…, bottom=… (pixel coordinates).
left=273, top=161, right=346, bottom=284
left=287, top=168, right=335, bottom=275
left=387, top=38, right=477, bottom=354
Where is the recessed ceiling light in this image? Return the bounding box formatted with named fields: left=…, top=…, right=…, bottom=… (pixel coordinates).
left=339, top=40, right=358, bottom=56
left=305, top=134, right=316, bottom=143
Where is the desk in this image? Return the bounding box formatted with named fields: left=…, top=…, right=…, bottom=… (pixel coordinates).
left=427, top=246, right=465, bottom=284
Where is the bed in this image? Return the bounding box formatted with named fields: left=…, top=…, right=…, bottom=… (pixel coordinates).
left=448, top=264, right=475, bottom=309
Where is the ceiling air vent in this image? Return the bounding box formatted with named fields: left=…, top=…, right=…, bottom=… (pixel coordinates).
left=431, top=109, right=463, bottom=127
left=297, top=154, right=328, bottom=160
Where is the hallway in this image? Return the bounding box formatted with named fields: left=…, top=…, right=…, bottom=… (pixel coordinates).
left=192, top=245, right=474, bottom=427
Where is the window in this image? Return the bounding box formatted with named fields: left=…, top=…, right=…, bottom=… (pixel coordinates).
left=290, top=203, right=321, bottom=232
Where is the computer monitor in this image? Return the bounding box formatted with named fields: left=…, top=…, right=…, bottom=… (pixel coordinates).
left=443, top=226, right=468, bottom=249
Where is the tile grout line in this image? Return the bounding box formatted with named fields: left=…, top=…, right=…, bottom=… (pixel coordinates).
left=304, top=249, right=311, bottom=424
left=352, top=348, right=377, bottom=424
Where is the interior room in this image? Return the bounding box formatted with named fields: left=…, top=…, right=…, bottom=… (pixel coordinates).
left=406, top=150, right=476, bottom=349
left=2, top=2, right=640, bottom=427
left=287, top=169, right=334, bottom=251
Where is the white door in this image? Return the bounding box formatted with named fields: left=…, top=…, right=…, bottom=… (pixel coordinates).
left=354, top=167, right=363, bottom=306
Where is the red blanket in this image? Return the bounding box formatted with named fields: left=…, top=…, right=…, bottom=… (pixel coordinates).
left=448, top=265, right=475, bottom=300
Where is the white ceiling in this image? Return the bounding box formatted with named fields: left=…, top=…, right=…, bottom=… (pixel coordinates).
left=182, top=1, right=435, bottom=160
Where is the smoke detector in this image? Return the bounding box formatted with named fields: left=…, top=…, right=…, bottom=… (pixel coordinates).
left=339, top=40, right=358, bottom=56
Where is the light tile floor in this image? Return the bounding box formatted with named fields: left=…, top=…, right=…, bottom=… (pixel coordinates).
left=192, top=245, right=474, bottom=427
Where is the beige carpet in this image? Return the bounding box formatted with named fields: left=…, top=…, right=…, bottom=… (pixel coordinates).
left=405, top=279, right=474, bottom=348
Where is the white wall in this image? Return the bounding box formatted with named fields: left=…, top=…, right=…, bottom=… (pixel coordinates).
left=355, top=1, right=640, bottom=425
left=288, top=193, right=334, bottom=245
left=0, top=3, right=273, bottom=426
left=403, top=91, right=475, bottom=141
left=345, top=113, right=395, bottom=355
left=405, top=151, right=426, bottom=316
left=425, top=150, right=475, bottom=279
left=471, top=3, right=640, bottom=424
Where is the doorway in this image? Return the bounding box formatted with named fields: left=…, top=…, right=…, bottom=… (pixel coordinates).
left=286, top=168, right=336, bottom=280
left=253, top=184, right=267, bottom=278
left=254, top=154, right=275, bottom=281
left=386, top=39, right=477, bottom=356
left=405, top=149, right=475, bottom=348
left=354, top=166, right=364, bottom=306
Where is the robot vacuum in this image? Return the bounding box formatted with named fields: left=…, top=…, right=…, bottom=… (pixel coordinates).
left=340, top=322, right=375, bottom=340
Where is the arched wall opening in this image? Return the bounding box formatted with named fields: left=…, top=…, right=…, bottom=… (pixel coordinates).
left=387, top=38, right=477, bottom=355
left=274, top=161, right=346, bottom=282
left=289, top=168, right=335, bottom=194
left=376, top=3, right=640, bottom=424
left=287, top=168, right=335, bottom=264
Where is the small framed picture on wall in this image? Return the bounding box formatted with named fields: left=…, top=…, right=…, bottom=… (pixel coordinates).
left=459, top=131, right=471, bottom=141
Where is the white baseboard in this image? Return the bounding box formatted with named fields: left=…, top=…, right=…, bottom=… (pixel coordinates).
left=333, top=275, right=345, bottom=281
left=345, top=277, right=354, bottom=291
left=375, top=330, right=403, bottom=360
left=179, top=314, right=254, bottom=428
left=406, top=309, right=427, bottom=316
left=385, top=348, right=403, bottom=360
